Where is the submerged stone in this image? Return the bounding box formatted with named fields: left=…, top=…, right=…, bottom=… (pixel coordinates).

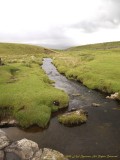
left=0, top=130, right=10, bottom=150
left=0, top=150, right=4, bottom=160
left=72, top=93, right=81, bottom=96
left=5, top=152, right=21, bottom=160
left=92, top=103, right=101, bottom=107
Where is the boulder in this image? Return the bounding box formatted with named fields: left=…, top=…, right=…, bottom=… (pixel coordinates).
left=41, top=148, right=68, bottom=160
left=5, top=152, right=21, bottom=160
left=0, top=130, right=10, bottom=149
left=32, top=148, right=68, bottom=160
left=0, top=129, right=68, bottom=160
left=58, top=109, right=88, bottom=126
left=0, top=150, right=4, bottom=160
left=5, top=138, right=39, bottom=160
left=32, top=149, right=42, bottom=160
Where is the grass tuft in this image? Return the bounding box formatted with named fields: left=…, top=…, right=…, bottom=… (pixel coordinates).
left=58, top=111, right=87, bottom=125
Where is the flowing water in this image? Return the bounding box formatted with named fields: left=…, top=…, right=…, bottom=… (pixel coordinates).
left=3, top=58, right=120, bottom=160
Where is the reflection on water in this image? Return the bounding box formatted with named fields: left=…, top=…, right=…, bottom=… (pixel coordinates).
left=3, top=58, right=120, bottom=160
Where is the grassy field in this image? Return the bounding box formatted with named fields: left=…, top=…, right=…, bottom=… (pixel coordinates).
left=0, top=43, right=69, bottom=128
left=0, top=41, right=120, bottom=128
left=53, top=41, right=120, bottom=98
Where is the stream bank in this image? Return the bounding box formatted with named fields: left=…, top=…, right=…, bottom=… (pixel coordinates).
left=2, top=58, right=120, bottom=160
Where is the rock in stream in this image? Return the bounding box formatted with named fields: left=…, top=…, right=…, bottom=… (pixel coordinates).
left=0, top=129, right=68, bottom=160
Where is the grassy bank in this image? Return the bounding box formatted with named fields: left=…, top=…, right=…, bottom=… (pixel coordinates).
left=0, top=43, right=69, bottom=128
left=53, top=41, right=120, bottom=98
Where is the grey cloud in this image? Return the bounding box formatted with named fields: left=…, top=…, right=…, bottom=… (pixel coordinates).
left=71, top=0, right=120, bottom=33
left=72, top=18, right=120, bottom=33
left=109, top=0, right=120, bottom=19
left=110, top=0, right=120, bottom=4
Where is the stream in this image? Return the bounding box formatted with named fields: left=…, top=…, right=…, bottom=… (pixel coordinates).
left=2, top=58, right=120, bottom=160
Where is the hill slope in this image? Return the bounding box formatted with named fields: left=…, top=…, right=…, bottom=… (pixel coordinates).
left=0, top=43, right=69, bottom=128
left=53, top=41, right=120, bottom=98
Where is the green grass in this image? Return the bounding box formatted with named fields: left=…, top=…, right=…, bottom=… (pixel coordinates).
left=0, top=43, right=69, bottom=128
left=53, top=41, right=120, bottom=99
left=1, top=41, right=120, bottom=128
left=58, top=111, right=87, bottom=125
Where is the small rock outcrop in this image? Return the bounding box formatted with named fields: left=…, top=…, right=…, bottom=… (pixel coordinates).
left=0, top=129, right=10, bottom=150
left=58, top=109, right=88, bottom=126
left=0, top=119, right=18, bottom=128
left=0, top=130, right=68, bottom=160
left=106, top=92, right=120, bottom=100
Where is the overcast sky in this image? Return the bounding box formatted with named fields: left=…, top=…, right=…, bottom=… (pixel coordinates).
left=0, top=0, right=120, bottom=49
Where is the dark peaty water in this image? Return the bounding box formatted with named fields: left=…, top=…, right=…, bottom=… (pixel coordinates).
left=3, top=58, right=120, bottom=160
